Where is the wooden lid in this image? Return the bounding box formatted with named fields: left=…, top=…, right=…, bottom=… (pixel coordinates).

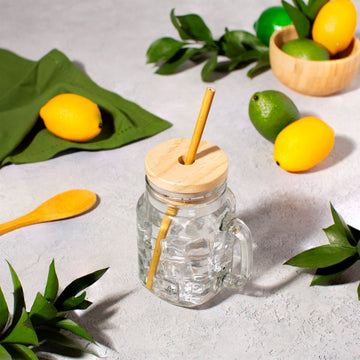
left=145, top=138, right=228, bottom=194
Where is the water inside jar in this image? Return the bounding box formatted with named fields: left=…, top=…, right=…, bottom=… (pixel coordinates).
left=136, top=185, right=237, bottom=307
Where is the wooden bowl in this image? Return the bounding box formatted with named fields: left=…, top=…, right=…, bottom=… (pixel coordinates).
left=269, top=25, right=360, bottom=96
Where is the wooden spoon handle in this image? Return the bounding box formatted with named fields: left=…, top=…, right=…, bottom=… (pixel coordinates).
left=0, top=212, right=41, bottom=236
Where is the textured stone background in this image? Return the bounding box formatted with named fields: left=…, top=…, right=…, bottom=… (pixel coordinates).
left=0, top=0, right=359, bottom=359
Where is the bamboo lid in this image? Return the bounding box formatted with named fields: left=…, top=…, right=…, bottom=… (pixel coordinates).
left=145, top=137, right=228, bottom=194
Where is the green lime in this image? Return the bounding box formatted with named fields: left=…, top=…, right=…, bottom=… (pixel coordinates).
left=254, top=6, right=292, bottom=46
left=248, top=90, right=300, bottom=143
left=281, top=39, right=330, bottom=60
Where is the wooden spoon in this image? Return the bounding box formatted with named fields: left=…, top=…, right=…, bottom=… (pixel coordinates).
left=0, top=189, right=97, bottom=236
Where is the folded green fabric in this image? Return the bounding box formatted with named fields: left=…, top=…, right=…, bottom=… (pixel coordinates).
left=0, top=49, right=171, bottom=166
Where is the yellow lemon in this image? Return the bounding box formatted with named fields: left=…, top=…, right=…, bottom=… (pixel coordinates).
left=312, top=0, right=357, bottom=56
left=40, top=93, right=103, bottom=142
left=274, top=116, right=335, bottom=172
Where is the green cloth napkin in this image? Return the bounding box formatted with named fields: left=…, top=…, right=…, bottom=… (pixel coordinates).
left=0, top=49, right=171, bottom=166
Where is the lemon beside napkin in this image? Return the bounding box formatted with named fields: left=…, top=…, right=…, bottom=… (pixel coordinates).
left=0, top=49, right=171, bottom=167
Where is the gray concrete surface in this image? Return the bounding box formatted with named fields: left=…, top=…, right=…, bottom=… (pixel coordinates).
left=0, top=1, right=359, bottom=359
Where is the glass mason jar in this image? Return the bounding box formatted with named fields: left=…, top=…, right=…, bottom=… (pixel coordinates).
left=136, top=138, right=253, bottom=307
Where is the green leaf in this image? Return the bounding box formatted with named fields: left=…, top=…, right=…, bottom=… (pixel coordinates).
left=146, top=37, right=188, bottom=64
left=170, top=9, right=189, bottom=41
left=247, top=51, right=270, bottom=78
left=282, top=0, right=311, bottom=38
left=29, top=292, right=58, bottom=325
left=0, top=288, right=9, bottom=333
left=221, top=30, right=246, bottom=58
left=170, top=9, right=214, bottom=44
left=6, top=261, right=25, bottom=330
left=310, top=254, right=359, bottom=285
left=227, top=53, right=257, bottom=72
left=293, top=0, right=308, bottom=15
left=146, top=9, right=272, bottom=80
left=55, top=302, right=92, bottom=319
left=330, top=203, right=357, bottom=247
left=50, top=318, right=95, bottom=343
left=307, top=0, right=329, bottom=20
left=155, top=47, right=204, bottom=75
left=0, top=344, right=11, bottom=360
left=2, top=344, right=38, bottom=360
left=44, top=259, right=58, bottom=302
left=61, top=291, right=87, bottom=310
left=1, top=308, right=38, bottom=346
left=323, top=224, right=353, bottom=248
left=54, top=268, right=108, bottom=310
left=36, top=328, right=92, bottom=354
left=230, top=50, right=263, bottom=68
left=284, top=244, right=357, bottom=268
left=73, top=299, right=92, bottom=310
left=201, top=56, right=218, bottom=82
left=222, top=29, right=268, bottom=57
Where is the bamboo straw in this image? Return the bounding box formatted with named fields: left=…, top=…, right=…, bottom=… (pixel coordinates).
left=145, top=87, right=216, bottom=290
left=185, top=87, right=215, bottom=165
left=145, top=206, right=178, bottom=290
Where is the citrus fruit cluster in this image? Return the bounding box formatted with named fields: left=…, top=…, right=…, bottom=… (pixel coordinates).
left=281, top=0, right=357, bottom=60
left=40, top=93, right=103, bottom=142
left=249, top=90, right=335, bottom=172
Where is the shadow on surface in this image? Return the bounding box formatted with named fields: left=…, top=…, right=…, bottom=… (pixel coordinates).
left=318, top=260, right=360, bottom=286
left=241, top=195, right=324, bottom=277
left=72, top=60, right=87, bottom=75
left=307, top=135, right=356, bottom=173
left=68, top=291, right=133, bottom=348
left=195, top=195, right=326, bottom=309
left=194, top=270, right=305, bottom=310
left=35, top=291, right=133, bottom=359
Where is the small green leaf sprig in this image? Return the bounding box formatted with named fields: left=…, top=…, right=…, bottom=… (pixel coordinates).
left=281, top=0, right=329, bottom=38
left=285, top=203, right=360, bottom=300
left=146, top=9, right=270, bottom=82
left=0, top=260, right=108, bottom=359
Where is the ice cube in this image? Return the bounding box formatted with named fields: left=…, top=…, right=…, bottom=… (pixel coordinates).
left=158, top=258, right=190, bottom=279
left=179, top=278, right=215, bottom=305
left=185, top=238, right=210, bottom=258
left=153, top=275, right=179, bottom=303
left=184, top=238, right=211, bottom=278
left=161, top=235, right=187, bottom=261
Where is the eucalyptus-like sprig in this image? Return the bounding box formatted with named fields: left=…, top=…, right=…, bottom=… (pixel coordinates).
left=285, top=203, right=360, bottom=300
left=146, top=9, right=270, bottom=82
left=0, top=260, right=108, bottom=359
left=281, top=0, right=329, bottom=38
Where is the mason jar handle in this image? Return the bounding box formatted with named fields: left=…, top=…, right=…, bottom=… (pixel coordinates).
left=222, top=215, right=253, bottom=288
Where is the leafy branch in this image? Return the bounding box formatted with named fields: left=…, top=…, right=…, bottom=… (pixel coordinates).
left=146, top=9, right=270, bottom=82
left=281, top=0, right=329, bottom=38
left=0, top=260, right=108, bottom=359
left=285, top=203, right=360, bottom=300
